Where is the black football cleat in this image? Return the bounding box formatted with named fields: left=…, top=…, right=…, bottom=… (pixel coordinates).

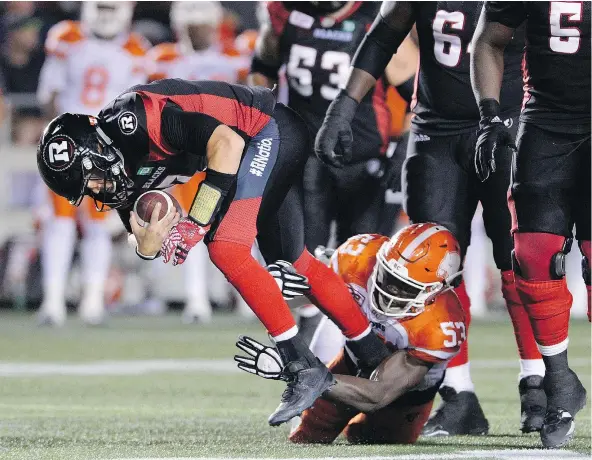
left=519, top=375, right=546, bottom=433
left=540, top=369, right=587, bottom=449
left=268, top=359, right=335, bottom=427
left=421, top=386, right=489, bottom=437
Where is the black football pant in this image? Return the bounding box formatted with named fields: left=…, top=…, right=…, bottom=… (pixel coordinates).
left=303, top=155, right=385, bottom=252
left=402, top=118, right=519, bottom=271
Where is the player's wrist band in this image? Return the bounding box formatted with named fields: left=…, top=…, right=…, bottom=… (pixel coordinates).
left=135, top=246, right=160, bottom=260
left=478, top=98, right=501, bottom=119
left=188, top=169, right=235, bottom=226
left=352, top=14, right=407, bottom=80
left=250, top=56, right=281, bottom=81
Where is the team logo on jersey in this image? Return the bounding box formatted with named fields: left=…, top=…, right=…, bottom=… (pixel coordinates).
left=289, top=10, right=314, bottom=29
left=503, top=118, right=514, bottom=128
left=137, top=167, right=154, bottom=176
left=118, top=111, right=138, bottom=135
left=43, top=135, right=76, bottom=171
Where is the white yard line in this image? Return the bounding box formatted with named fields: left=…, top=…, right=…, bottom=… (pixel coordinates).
left=0, top=357, right=588, bottom=377
left=113, top=450, right=587, bottom=460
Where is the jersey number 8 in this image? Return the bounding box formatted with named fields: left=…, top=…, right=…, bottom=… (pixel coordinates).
left=287, top=44, right=350, bottom=100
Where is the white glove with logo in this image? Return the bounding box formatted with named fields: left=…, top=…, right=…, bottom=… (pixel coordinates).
left=234, top=335, right=287, bottom=381
left=266, top=260, right=310, bottom=300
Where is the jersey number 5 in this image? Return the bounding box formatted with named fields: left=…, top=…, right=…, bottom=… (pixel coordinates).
left=287, top=44, right=350, bottom=100
left=440, top=321, right=466, bottom=348
left=549, top=1, right=583, bottom=54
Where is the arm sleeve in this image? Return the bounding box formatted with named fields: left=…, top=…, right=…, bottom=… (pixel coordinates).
left=161, top=104, right=223, bottom=156
left=484, top=1, right=527, bottom=28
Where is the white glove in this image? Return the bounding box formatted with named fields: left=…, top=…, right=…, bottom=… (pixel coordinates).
left=266, top=260, right=310, bottom=300
left=234, top=335, right=286, bottom=381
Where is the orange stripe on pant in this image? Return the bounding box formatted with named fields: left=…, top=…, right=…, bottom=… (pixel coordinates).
left=172, top=173, right=206, bottom=212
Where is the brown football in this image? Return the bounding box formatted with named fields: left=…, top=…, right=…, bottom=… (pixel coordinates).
left=133, top=190, right=182, bottom=227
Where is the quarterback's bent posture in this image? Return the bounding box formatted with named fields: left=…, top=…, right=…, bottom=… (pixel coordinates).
left=236, top=223, right=466, bottom=444
left=36, top=78, right=391, bottom=426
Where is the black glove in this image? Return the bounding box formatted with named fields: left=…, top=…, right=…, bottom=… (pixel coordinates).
left=266, top=260, right=310, bottom=300
left=314, top=90, right=359, bottom=168
left=475, top=99, right=516, bottom=182
left=345, top=331, right=392, bottom=378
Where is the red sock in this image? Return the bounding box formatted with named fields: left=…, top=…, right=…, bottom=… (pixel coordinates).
left=208, top=241, right=296, bottom=337
left=500, top=270, right=541, bottom=360
left=515, top=274, right=572, bottom=354
left=448, top=280, right=471, bottom=368
left=294, top=250, right=369, bottom=339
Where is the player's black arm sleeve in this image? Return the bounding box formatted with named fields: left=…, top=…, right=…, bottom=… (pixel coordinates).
left=324, top=350, right=431, bottom=413
left=471, top=2, right=526, bottom=106
left=248, top=16, right=281, bottom=87
left=345, top=1, right=417, bottom=103
left=161, top=103, right=224, bottom=156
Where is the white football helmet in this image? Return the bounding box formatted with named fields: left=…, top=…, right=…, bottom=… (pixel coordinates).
left=170, top=1, right=223, bottom=51
left=81, top=1, right=134, bottom=39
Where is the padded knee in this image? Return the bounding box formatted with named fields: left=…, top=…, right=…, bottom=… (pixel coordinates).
left=208, top=241, right=252, bottom=282
left=513, top=232, right=572, bottom=281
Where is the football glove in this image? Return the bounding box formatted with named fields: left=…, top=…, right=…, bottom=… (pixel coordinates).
left=161, top=218, right=209, bottom=266
left=475, top=99, right=516, bottom=182
left=266, top=260, right=310, bottom=300
left=314, top=90, right=358, bottom=168
left=234, top=335, right=287, bottom=381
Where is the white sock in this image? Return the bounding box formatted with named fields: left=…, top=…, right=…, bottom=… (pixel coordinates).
left=519, top=359, right=545, bottom=380
left=442, top=362, right=475, bottom=393
left=310, top=315, right=345, bottom=365
left=272, top=325, right=298, bottom=342
left=80, top=221, right=111, bottom=318
left=41, top=217, right=76, bottom=314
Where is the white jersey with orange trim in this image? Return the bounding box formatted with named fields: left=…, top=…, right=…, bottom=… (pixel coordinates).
left=146, top=42, right=249, bottom=83
left=331, top=233, right=467, bottom=391
left=37, top=20, right=149, bottom=116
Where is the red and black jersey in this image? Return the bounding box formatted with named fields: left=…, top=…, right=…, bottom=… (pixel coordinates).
left=411, top=2, right=524, bottom=136
left=268, top=2, right=390, bottom=159
left=485, top=1, right=591, bottom=129
left=97, top=78, right=276, bottom=192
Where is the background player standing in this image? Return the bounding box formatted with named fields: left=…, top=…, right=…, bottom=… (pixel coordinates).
left=471, top=1, right=590, bottom=448
left=314, top=1, right=545, bottom=437
left=249, top=1, right=416, bottom=341
left=35, top=1, right=148, bottom=326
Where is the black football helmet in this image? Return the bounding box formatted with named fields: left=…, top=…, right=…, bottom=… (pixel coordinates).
left=37, top=113, right=135, bottom=210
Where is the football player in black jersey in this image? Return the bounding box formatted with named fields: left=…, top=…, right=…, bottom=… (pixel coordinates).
left=315, top=1, right=546, bottom=437
left=36, top=78, right=393, bottom=428
left=471, top=1, right=590, bottom=449
left=248, top=0, right=417, bottom=345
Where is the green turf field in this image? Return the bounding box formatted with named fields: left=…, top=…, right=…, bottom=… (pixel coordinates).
left=0, top=312, right=589, bottom=460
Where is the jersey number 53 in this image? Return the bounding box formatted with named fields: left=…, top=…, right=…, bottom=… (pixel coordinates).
left=440, top=321, right=466, bottom=348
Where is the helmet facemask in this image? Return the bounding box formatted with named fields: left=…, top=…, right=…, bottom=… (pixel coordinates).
left=80, top=127, right=134, bottom=210
left=369, top=245, right=459, bottom=319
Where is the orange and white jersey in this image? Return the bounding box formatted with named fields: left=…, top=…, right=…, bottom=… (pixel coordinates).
left=146, top=42, right=249, bottom=83
left=331, top=233, right=467, bottom=391
left=37, top=20, right=149, bottom=115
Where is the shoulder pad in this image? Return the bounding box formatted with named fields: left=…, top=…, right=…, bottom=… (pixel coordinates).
left=402, top=290, right=466, bottom=364
left=332, top=234, right=388, bottom=286
left=45, top=20, right=84, bottom=58
left=147, top=43, right=182, bottom=63
left=123, top=33, right=152, bottom=57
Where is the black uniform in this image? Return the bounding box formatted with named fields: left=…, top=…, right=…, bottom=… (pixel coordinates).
left=484, top=1, right=591, bottom=241
left=267, top=1, right=390, bottom=248
left=403, top=1, right=524, bottom=269
left=98, top=79, right=312, bottom=263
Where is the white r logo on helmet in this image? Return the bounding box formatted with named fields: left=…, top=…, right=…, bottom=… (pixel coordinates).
left=118, top=111, right=137, bottom=135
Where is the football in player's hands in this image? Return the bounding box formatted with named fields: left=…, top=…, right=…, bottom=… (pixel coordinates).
left=133, top=190, right=182, bottom=227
